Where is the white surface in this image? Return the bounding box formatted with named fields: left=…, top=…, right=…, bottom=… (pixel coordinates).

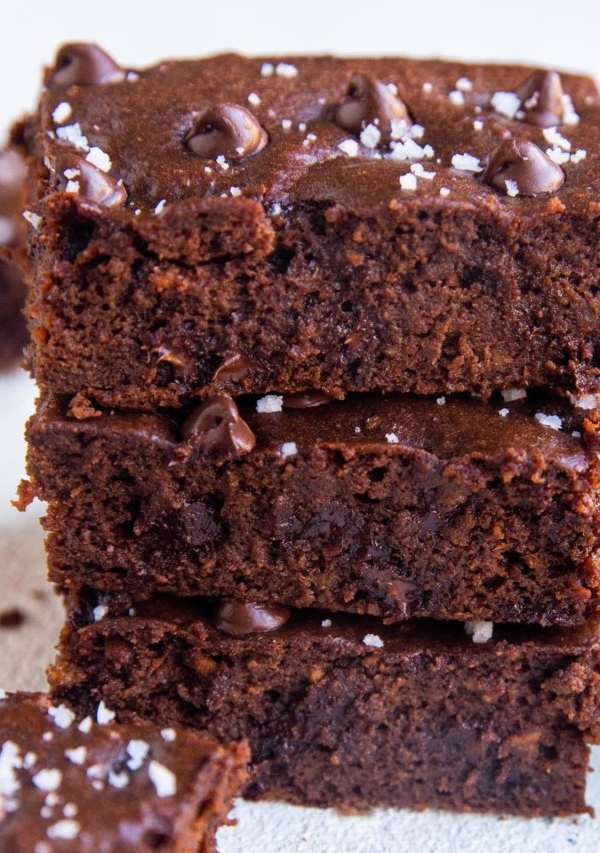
left=2, top=4, right=600, bottom=847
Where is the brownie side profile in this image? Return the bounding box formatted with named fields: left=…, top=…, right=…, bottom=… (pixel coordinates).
left=21, top=49, right=600, bottom=407
left=0, top=690, right=248, bottom=853
left=24, top=392, right=600, bottom=626
left=0, top=149, right=29, bottom=370
left=49, top=594, right=600, bottom=817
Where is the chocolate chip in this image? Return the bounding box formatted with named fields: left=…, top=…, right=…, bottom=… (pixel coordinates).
left=482, top=138, right=565, bottom=196
left=154, top=345, right=195, bottom=379
left=214, top=600, right=291, bottom=636
left=212, top=354, right=255, bottom=382
left=53, top=154, right=127, bottom=207
left=515, top=70, right=565, bottom=128
left=45, top=43, right=126, bottom=88
left=282, top=391, right=334, bottom=409
left=186, top=104, right=268, bottom=159
left=182, top=394, right=256, bottom=455
left=334, top=73, right=411, bottom=143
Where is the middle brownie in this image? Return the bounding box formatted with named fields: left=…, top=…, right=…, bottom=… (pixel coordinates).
left=25, top=391, right=600, bottom=626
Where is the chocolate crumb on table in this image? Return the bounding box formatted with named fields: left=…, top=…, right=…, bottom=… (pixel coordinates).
left=0, top=690, right=248, bottom=852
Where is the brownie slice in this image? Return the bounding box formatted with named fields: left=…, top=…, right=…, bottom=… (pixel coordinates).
left=49, top=593, right=600, bottom=817
left=0, top=690, right=248, bottom=852
left=20, top=47, right=600, bottom=407
left=24, top=391, right=600, bottom=626
left=0, top=149, right=28, bottom=370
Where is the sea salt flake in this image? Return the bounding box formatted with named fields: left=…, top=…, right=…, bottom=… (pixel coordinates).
left=160, top=729, right=176, bottom=742
left=360, top=123, right=381, bottom=148
left=0, top=741, right=22, bottom=799
left=126, top=739, right=149, bottom=771
left=247, top=92, right=261, bottom=106
left=230, top=186, right=242, bottom=197
left=281, top=119, right=292, bottom=131
left=363, top=633, right=384, bottom=648
left=256, top=395, right=283, bottom=414
left=399, top=173, right=417, bottom=191
left=65, top=180, right=80, bottom=194
left=85, top=147, right=112, bottom=172
left=321, top=619, right=332, bottom=628
left=422, top=81, right=433, bottom=93
left=45, top=792, right=60, bottom=807
left=23, top=752, right=37, bottom=769
left=572, top=393, right=598, bottom=410
left=411, top=163, right=436, bottom=180
left=388, top=138, right=429, bottom=162
left=47, top=819, right=80, bottom=840
left=437, top=396, right=446, bottom=405
left=465, top=620, right=494, bottom=643
left=32, top=768, right=62, bottom=792
left=77, top=717, right=93, bottom=734
left=96, top=701, right=116, bottom=725
left=561, top=94, right=579, bottom=125
left=63, top=168, right=80, bottom=180
left=439, top=187, right=451, bottom=197
left=571, top=149, right=587, bottom=163
left=546, top=147, right=570, bottom=165
left=48, top=705, right=75, bottom=730
left=108, top=769, right=129, bottom=789
left=154, top=199, right=167, bottom=214
left=42, top=733, right=53, bottom=742
left=148, top=761, right=177, bottom=797
left=501, top=388, right=527, bottom=402
left=449, top=90, right=465, bottom=106
left=491, top=91, right=521, bottom=119
left=276, top=62, right=298, bottom=78
left=473, top=119, right=484, bottom=131
left=35, top=842, right=52, bottom=853
left=499, top=408, right=509, bottom=417
left=390, top=118, right=412, bottom=141
left=52, top=102, right=72, bottom=125
left=56, top=123, right=89, bottom=151
left=215, top=155, right=230, bottom=170
left=280, top=442, right=298, bottom=458
left=338, top=139, right=359, bottom=157
left=65, top=746, right=87, bottom=766
left=535, top=412, right=562, bottom=431
left=572, top=430, right=582, bottom=438
left=456, top=77, right=473, bottom=92
left=451, top=152, right=483, bottom=173
left=505, top=179, right=519, bottom=197
left=93, top=604, right=108, bottom=622
left=260, top=62, right=274, bottom=77
left=385, top=432, right=399, bottom=444
left=410, top=124, right=425, bottom=140
left=86, top=763, right=104, bottom=780
left=23, top=210, right=42, bottom=229
left=543, top=127, right=571, bottom=151
left=63, top=803, right=78, bottom=818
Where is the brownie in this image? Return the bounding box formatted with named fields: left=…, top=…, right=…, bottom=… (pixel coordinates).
left=0, top=149, right=28, bottom=369
left=23, top=391, right=600, bottom=626
left=49, top=593, right=600, bottom=817
left=0, top=690, right=248, bottom=852
left=20, top=46, right=600, bottom=408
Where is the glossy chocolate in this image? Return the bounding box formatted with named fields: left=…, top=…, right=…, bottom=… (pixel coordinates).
left=334, top=73, right=411, bottom=143
left=185, top=103, right=268, bottom=160
left=214, top=600, right=291, bottom=636
left=181, top=394, right=255, bottom=455
left=45, top=43, right=126, bottom=88
left=482, top=138, right=565, bottom=195
left=515, top=69, right=566, bottom=127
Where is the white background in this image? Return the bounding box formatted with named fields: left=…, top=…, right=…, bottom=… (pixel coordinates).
left=1, top=1, right=600, bottom=850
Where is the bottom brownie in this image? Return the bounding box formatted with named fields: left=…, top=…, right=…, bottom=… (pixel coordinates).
left=0, top=690, right=248, bottom=852
left=50, top=594, right=600, bottom=817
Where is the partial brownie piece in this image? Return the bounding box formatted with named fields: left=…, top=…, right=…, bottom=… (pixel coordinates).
left=20, top=49, right=600, bottom=407
left=24, top=391, right=600, bottom=626
left=50, top=594, right=600, bottom=817
left=0, top=690, right=248, bottom=852
left=0, top=149, right=28, bottom=369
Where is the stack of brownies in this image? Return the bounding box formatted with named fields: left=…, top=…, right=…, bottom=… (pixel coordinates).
left=17, top=44, right=600, bottom=816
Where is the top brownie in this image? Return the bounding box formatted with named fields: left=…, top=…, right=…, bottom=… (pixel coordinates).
left=21, top=45, right=600, bottom=408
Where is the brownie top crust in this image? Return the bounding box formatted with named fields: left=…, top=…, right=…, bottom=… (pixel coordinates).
left=33, top=49, right=600, bottom=217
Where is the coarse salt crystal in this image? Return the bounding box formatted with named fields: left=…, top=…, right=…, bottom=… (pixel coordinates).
left=505, top=179, right=519, bottom=197
left=276, top=62, right=298, bottom=78
left=571, top=149, right=587, bottom=163
left=23, top=210, right=42, bottom=229
left=572, top=430, right=581, bottom=438
left=280, top=442, right=298, bottom=458
left=385, top=432, right=399, bottom=444
left=546, top=147, right=570, bottom=165
left=77, top=717, right=93, bottom=734
left=260, top=62, right=274, bottom=77
left=65, top=746, right=87, bottom=766
left=46, top=819, right=80, bottom=840
left=562, top=94, right=579, bottom=126
left=399, top=173, right=417, bottom=191
left=48, top=705, right=75, bottom=730
left=338, top=139, right=359, bottom=157
left=256, top=395, right=283, bottom=414
left=65, top=180, right=80, bottom=194
left=464, top=620, right=494, bottom=643
left=230, top=186, right=242, bottom=198
left=161, top=729, right=177, bottom=742
left=0, top=741, right=22, bottom=800
left=436, top=396, right=446, bottom=405
left=354, top=426, right=361, bottom=433
left=543, top=127, right=571, bottom=151
left=93, top=604, right=108, bottom=622
left=56, top=123, right=89, bottom=151
left=410, top=124, right=425, bottom=140
left=535, top=412, right=562, bottom=431
left=455, top=77, right=473, bottom=92
left=63, top=168, right=79, bottom=180
left=572, top=393, right=598, bottom=410
left=363, top=634, right=384, bottom=648
left=451, top=152, right=483, bottom=173
left=439, top=187, right=451, bottom=197
left=154, top=199, right=167, bottom=214
left=410, top=163, right=436, bottom=180
left=491, top=91, right=521, bottom=119
left=281, top=119, right=292, bottom=131
left=501, top=388, right=526, bottom=402
left=321, top=619, right=332, bottom=628
left=247, top=92, right=261, bottom=106
left=148, top=761, right=177, bottom=797
left=108, top=769, right=129, bottom=789
left=499, top=408, right=509, bottom=417
left=126, top=739, right=149, bottom=771
left=270, top=203, right=282, bottom=216
left=422, top=81, right=433, bottom=93
left=85, top=147, right=112, bottom=172
left=32, top=768, right=62, bottom=792
left=52, top=102, right=72, bottom=125
left=96, top=701, right=116, bottom=725
left=23, top=752, right=37, bottom=769
left=449, top=90, right=465, bottom=106
left=63, top=803, right=78, bottom=818
left=473, top=119, right=484, bottom=131
left=215, top=155, right=229, bottom=170
left=360, top=123, right=381, bottom=148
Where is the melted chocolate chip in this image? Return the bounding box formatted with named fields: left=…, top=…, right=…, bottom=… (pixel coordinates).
left=214, top=600, right=291, bottom=636
left=482, top=138, right=565, bottom=196
left=212, top=354, right=255, bottom=382
left=515, top=70, right=565, bottom=128
left=182, top=394, right=255, bottom=455
left=154, top=345, right=195, bottom=379
left=282, top=390, right=334, bottom=409
left=45, top=43, right=126, bottom=88
left=334, top=73, right=411, bottom=143
left=54, top=154, right=127, bottom=207
left=186, top=104, right=268, bottom=160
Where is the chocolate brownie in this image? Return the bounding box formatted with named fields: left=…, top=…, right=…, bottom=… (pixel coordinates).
left=50, top=593, right=600, bottom=817
left=0, top=690, right=248, bottom=852
left=23, top=391, right=600, bottom=626
left=20, top=46, right=600, bottom=407
left=0, top=149, right=28, bottom=369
